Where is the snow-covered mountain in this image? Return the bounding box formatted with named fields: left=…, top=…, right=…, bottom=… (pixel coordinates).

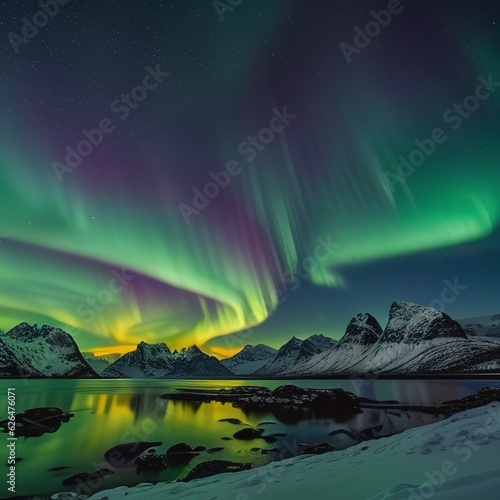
left=102, top=341, right=234, bottom=378
left=379, top=301, right=466, bottom=343
left=287, top=302, right=500, bottom=376
left=0, top=323, right=98, bottom=378
left=458, top=313, right=500, bottom=338
left=255, top=334, right=337, bottom=376
left=339, top=313, right=383, bottom=346
left=220, top=344, right=277, bottom=375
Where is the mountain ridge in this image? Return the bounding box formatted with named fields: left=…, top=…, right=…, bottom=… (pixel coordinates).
left=1, top=323, right=97, bottom=378
left=3, top=302, right=500, bottom=378
left=102, top=341, right=234, bottom=378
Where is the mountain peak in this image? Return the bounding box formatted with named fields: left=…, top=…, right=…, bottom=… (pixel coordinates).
left=379, top=301, right=467, bottom=343
left=137, top=341, right=171, bottom=354
left=300, top=334, right=337, bottom=356
left=283, top=336, right=302, bottom=347
left=256, top=333, right=335, bottom=376
left=339, top=313, right=383, bottom=346
left=306, top=333, right=327, bottom=341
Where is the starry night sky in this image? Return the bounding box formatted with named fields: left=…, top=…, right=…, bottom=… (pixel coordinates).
left=0, top=0, right=499, bottom=356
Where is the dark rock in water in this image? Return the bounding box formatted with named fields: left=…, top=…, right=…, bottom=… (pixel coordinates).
left=0, top=407, right=74, bottom=438
left=262, top=435, right=277, bottom=443
left=193, top=445, right=206, bottom=452
left=258, top=421, right=277, bottom=426
left=272, top=385, right=308, bottom=399
left=218, top=418, right=248, bottom=426
left=48, top=466, right=72, bottom=471
left=207, top=447, right=224, bottom=453
left=135, top=452, right=168, bottom=473
left=62, top=468, right=114, bottom=485
left=271, top=433, right=287, bottom=437
left=298, top=442, right=335, bottom=455
left=166, top=442, right=199, bottom=464
left=168, top=453, right=198, bottom=464
left=250, top=447, right=261, bottom=452
left=164, top=385, right=362, bottom=424
left=233, top=428, right=264, bottom=440
left=104, top=442, right=162, bottom=469
left=329, top=424, right=383, bottom=442
left=221, top=437, right=232, bottom=441
left=241, top=385, right=361, bottom=423
left=182, top=460, right=252, bottom=482
left=166, top=443, right=193, bottom=454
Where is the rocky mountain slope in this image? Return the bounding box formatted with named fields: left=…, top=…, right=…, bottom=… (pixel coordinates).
left=255, top=334, right=337, bottom=376
left=287, top=302, right=500, bottom=376
left=0, top=323, right=98, bottom=378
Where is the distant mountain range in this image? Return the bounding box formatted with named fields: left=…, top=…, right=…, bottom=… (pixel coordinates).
left=220, top=344, right=277, bottom=375
left=101, top=342, right=233, bottom=378
left=2, top=303, right=500, bottom=378
left=220, top=303, right=500, bottom=376
left=458, top=314, right=500, bottom=338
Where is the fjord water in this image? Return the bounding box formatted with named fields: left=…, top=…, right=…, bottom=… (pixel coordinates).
left=7, top=378, right=500, bottom=497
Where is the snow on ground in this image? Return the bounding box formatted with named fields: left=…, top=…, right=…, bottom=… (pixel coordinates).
left=86, top=402, right=500, bottom=500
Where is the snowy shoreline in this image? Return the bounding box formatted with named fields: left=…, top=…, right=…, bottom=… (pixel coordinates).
left=85, top=402, right=500, bottom=500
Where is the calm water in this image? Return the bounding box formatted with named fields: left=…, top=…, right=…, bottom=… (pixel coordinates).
left=4, top=378, right=500, bottom=498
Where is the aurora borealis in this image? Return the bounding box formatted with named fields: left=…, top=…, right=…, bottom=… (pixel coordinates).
left=0, top=0, right=499, bottom=356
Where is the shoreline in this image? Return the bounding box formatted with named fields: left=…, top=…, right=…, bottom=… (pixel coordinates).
left=81, top=401, right=500, bottom=500
left=5, top=384, right=500, bottom=498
